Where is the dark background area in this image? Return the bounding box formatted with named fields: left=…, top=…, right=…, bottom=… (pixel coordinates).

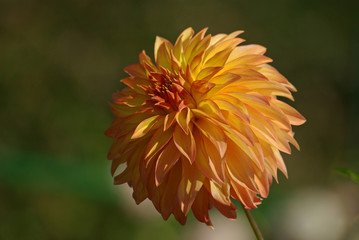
left=1, top=0, right=358, bottom=239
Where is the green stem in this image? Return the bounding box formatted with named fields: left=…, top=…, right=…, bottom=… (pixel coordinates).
left=242, top=205, right=264, bottom=240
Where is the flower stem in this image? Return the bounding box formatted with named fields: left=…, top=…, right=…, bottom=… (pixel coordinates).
left=242, top=205, right=264, bottom=240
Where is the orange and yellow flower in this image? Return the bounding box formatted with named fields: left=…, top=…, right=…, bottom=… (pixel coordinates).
left=105, top=27, right=305, bottom=227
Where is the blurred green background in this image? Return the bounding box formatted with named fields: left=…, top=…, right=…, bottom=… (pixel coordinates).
left=1, top=0, right=358, bottom=239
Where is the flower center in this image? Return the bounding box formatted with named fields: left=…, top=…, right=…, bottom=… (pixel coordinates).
left=145, top=72, right=190, bottom=111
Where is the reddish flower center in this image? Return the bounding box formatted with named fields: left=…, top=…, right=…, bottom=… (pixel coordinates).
left=143, top=71, right=192, bottom=111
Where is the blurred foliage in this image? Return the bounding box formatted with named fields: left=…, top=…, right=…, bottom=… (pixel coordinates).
left=0, top=0, right=358, bottom=239
left=335, top=168, right=359, bottom=184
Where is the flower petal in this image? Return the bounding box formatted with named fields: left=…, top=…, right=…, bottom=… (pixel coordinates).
left=144, top=126, right=173, bottom=164
left=178, top=158, right=205, bottom=215
left=191, top=187, right=213, bottom=228
left=175, top=107, right=193, bottom=135
left=226, top=140, right=257, bottom=192
left=155, top=140, right=181, bottom=186
left=131, top=115, right=162, bottom=139
left=173, top=124, right=196, bottom=164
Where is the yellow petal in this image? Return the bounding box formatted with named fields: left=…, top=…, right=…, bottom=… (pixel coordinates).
left=184, top=28, right=208, bottom=62
left=156, top=42, right=172, bottom=70
left=205, top=38, right=244, bottom=61
left=209, top=181, right=231, bottom=206
left=131, top=115, right=162, bottom=139
left=203, top=47, right=233, bottom=68
left=197, top=99, right=228, bottom=124
left=154, top=36, right=172, bottom=62
left=196, top=66, right=222, bottom=80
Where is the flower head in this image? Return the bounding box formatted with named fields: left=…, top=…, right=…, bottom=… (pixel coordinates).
left=106, top=28, right=305, bottom=227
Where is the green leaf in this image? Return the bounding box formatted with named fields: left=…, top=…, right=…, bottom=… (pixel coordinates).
left=334, top=168, right=359, bottom=184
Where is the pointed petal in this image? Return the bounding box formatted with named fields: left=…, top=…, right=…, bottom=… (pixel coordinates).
left=272, top=99, right=306, bottom=125
left=178, top=158, right=205, bottom=215
left=226, top=140, right=258, bottom=192
left=159, top=161, right=182, bottom=220
left=173, top=124, right=196, bottom=164
left=155, top=140, right=181, bottom=186
left=193, top=128, right=224, bottom=185
left=131, top=115, right=162, bottom=139
left=124, top=64, right=148, bottom=79
left=195, top=117, right=227, bottom=158
left=175, top=107, right=193, bottom=134
left=228, top=44, right=267, bottom=62
left=191, top=187, right=213, bottom=228
left=144, top=126, right=173, bottom=164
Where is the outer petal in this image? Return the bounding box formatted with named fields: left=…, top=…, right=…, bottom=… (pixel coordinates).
left=155, top=140, right=181, bottom=186
left=191, top=187, right=213, bottom=228
left=178, top=158, right=205, bottom=215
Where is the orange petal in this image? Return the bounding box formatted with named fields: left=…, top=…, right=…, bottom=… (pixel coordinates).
left=124, top=64, right=147, bottom=79
left=272, top=99, right=306, bottom=126
left=272, top=146, right=288, bottom=178
left=226, top=54, right=272, bottom=68
left=193, top=129, right=224, bottom=185
left=227, top=44, right=267, bottom=62
left=121, top=77, right=150, bottom=94
left=173, top=124, right=196, bottom=164
left=164, top=111, right=177, bottom=131
left=195, top=117, right=227, bottom=158
left=144, top=126, right=173, bottom=163
left=210, top=72, right=240, bottom=85
left=226, top=140, right=257, bottom=192
left=253, top=164, right=271, bottom=198
left=155, top=140, right=181, bottom=186
left=159, top=161, right=182, bottom=220
left=230, top=181, right=259, bottom=209
left=191, top=187, right=213, bottom=228
left=190, top=80, right=215, bottom=98
left=256, top=64, right=297, bottom=91
left=177, top=158, right=205, bottom=215
left=213, top=200, right=237, bottom=220
left=175, top=107, right=193, bottom=135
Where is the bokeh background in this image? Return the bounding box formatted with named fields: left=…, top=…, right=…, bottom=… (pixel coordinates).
left=1, top=0, right=358, bottom=239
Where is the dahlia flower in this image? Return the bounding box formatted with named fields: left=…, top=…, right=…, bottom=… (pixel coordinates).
left=106, top=27, right=305, bottom=227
